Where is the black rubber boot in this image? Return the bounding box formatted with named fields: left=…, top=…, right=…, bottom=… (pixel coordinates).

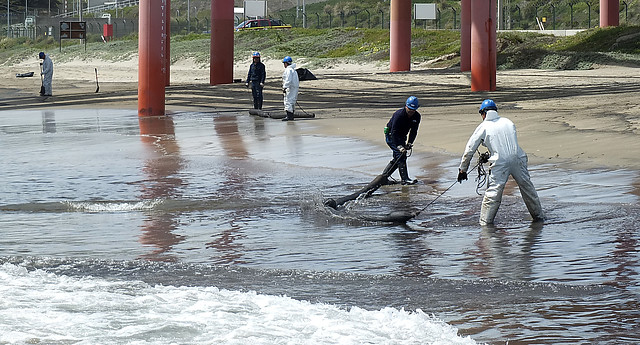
left=381, top=161, right=398, bottom=178
left=399, top=162, right=418, bottom=185
left=282, top=111, right=295, bottom=121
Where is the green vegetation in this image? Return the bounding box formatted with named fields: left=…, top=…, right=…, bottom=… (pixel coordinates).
left=1, top=26, right=640, bottom=70
left=496, top=25, right=640, bottom=69
left=548, top=25, right=640, bottom=53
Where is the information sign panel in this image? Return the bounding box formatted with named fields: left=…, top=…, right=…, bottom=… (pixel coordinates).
left=414, top=4, right=436, bottom=20
left=59, top=21, right=87, bottom=51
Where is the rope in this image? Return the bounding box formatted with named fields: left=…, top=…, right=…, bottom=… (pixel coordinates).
left=412, top=150, right=489, bottom=218
left=475, top=151, right=490, bottom=195
left=295, top=100, right=313, bottom=116
left=413, top=179, right=459, bottom=218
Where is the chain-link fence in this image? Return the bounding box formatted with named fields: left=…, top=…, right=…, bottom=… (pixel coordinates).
left=2, top=2, right=638, bottom=39
left=278, top=3, right=637, bottom=30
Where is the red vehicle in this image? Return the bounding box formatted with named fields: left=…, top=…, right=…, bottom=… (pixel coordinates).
left=235, top=19, right=291, bottom=31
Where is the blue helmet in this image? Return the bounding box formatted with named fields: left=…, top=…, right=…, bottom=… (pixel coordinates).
left=252, top=51, right=261, bottom=58
left=479, top=99, right=497, bottom=113
left=38, top=52, right=45, bottom=59
left=405, top=96, right=419, bottom=110
left=282, top=56, right=292, bottom=63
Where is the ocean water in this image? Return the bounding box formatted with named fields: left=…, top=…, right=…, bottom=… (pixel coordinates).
left=0, top=109, right=638, bottom=344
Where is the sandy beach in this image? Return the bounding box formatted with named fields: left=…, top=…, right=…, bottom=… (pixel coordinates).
left=2, top=54, right=640, bottom=345
left=1, top=56, right=639, bottom=171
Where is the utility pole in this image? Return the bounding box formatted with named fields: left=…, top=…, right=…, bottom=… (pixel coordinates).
left=7, top=0, right=9, bottom=38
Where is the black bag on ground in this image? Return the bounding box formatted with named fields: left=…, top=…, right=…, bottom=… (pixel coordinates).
left=296, top=68, right=317, bottom=81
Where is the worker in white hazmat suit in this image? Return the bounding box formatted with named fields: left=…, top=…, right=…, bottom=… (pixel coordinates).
left=39, top=52, right=53, bottom=96
left=281, top=56, right=299, bottom=121
left=457, top=99, right=544, bottom=225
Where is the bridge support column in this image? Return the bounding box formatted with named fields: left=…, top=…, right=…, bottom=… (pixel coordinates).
left=470, top=0, right=496, bottom=92
left=165, top=1, right=171, bottom=86
left=389, top=0, right=411, bottom=72
left=460, top=0, right=471, bottom=72
left=210, top=0, right=234, bottom=85
left=600, top=0, right=619, bottom=27
left=138, top=0, right=167, bottom=116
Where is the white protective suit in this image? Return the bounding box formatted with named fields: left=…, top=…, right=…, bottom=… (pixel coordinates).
left=281, top=63, right=299, bottom=113
left=459, top=110, right=544, bottom=225
left=41, top=54, right=53, bottom=96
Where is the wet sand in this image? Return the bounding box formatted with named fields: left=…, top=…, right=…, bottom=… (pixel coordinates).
left=1, top=58, right=639, bottom=170
left=2, top=60, right=640, bottom=345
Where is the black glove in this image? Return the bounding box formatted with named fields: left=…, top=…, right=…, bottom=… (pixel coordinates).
left=479, top=152, right=490, bottom=164
left=406, top=142, right=413, bottom=150
left=457, top=170, right=468, bottom=183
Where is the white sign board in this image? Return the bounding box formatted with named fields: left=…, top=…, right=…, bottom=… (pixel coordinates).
left=244, top=1, right=267, bottom=18
left=414, top=3, right=436, bottom=20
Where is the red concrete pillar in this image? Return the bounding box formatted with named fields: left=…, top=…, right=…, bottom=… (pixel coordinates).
left=470, top=0, right=496, bottom=92
left=460, top=0, right=471, bottom=72
left=389, top=0, right=411, bottom=72
left=138, top=0, right=167, bottom=117
left=165, top=1, right=171, bottom=86
left=210, top=0, right=234, bottom=85
left=600, top=0, right=619, bottom=27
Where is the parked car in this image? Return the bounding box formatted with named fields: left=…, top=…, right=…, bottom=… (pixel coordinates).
left=235, top=19, right=291, bottom=31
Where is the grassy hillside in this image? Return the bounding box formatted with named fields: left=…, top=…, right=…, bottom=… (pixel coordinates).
left=1, top=25, right=639, bottom=70
left=497, top=26, right=640, bottom=69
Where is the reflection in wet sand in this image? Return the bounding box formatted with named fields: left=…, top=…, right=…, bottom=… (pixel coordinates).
left=607, top=221, right=639, bottom=290
left=462, top=224, right=540, bottom=281
left=391, top=229, right=436, bottom=277
left=138, top=116, right=185, bottom=262
left=1, top=109, right=640, bottom=344
left=42, top=111, right=56, bottom=133
left=206, top=116, right=250, bottom=265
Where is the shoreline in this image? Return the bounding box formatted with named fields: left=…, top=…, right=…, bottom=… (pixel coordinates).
left=2, top=59, right=640, bottom=171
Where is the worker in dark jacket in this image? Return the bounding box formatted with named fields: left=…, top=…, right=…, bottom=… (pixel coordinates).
left=39, top=51, right=53, bottom=96
left=382, top=96, right=421, bottom=185
left=246, top=52, right=266, bottom=109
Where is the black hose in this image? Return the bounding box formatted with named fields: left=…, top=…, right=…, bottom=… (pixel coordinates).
left=323, top=150, right=408, bottom=209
